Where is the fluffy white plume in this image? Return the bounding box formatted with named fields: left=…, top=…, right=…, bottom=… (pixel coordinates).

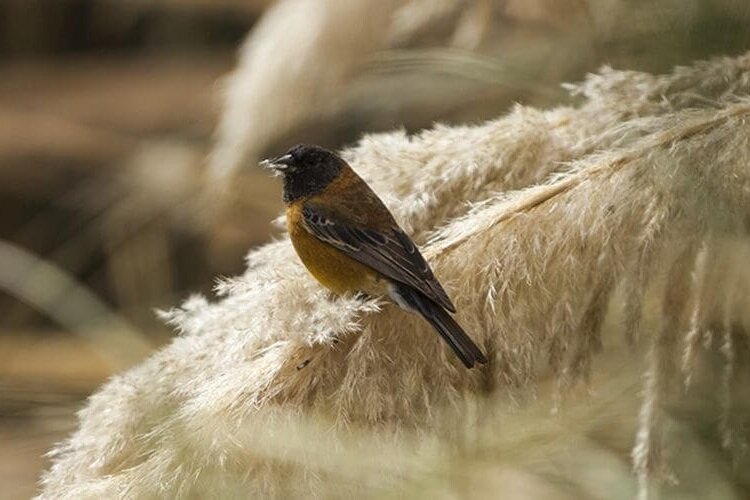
left=40, top=53, right=750, bottom=499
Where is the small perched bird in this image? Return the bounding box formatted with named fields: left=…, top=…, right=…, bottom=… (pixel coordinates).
left=261, top=144, right=487, bottom=368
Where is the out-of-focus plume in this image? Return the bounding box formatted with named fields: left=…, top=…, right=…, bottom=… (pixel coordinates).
left=208, top=0, right=406, bottom=186
left=207, top=0, right=750, bottom=201
left=0, top=241, right=152, bottom=368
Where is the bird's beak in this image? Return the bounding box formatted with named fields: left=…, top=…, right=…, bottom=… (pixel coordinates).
left=260, top=154, right=293, bottom=175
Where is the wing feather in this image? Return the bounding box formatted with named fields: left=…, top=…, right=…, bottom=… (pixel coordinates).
left=301, top=203, right=456, bottom=312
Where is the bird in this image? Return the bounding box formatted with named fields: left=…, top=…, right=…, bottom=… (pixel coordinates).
left=261, top=144, right=487, bottom=368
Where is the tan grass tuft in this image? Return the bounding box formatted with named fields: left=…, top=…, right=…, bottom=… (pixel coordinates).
left=39, top=52, right=750, bottom=499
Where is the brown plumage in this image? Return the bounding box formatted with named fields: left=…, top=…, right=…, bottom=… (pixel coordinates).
left=262, top=144, right=487, bottom=368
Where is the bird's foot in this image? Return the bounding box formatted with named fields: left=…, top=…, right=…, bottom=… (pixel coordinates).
left=354, top=290, right=373, bottom=303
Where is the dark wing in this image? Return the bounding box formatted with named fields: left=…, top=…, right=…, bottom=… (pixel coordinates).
left=301, top=202, right=456, bottom=312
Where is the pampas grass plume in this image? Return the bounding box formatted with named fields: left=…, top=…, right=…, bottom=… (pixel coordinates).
left=39, top=51, right=750, bottom=499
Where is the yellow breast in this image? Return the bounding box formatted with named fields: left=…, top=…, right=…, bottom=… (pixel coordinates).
left=286, top=204, right=377, bottom=295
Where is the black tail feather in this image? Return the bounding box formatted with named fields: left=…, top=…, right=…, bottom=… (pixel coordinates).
left=391, top=283, right=487, bottom=368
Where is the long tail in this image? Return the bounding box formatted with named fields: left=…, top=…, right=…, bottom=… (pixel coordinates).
left=390, top=282, right=487, bottom=368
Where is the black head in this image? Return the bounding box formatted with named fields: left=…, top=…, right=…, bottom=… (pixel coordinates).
left=261, top=144, right=345, bottom=203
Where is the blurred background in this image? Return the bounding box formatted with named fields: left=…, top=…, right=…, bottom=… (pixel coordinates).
left=2, top=0, right=750, bottom=497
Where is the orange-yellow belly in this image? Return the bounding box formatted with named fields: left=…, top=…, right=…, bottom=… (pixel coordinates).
left=287, top=211, right=378, bottom=295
